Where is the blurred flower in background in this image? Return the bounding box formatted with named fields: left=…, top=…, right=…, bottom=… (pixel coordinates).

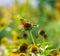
left=0, top=0, right=60, bottom=56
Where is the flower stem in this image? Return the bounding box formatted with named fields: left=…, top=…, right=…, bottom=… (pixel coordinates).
left=29, top=31, right=35, bottom=45
left=42, top=37, right=45, bottom=44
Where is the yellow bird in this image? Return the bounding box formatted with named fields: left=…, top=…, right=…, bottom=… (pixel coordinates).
left=20, top=18, right=27, bottom=24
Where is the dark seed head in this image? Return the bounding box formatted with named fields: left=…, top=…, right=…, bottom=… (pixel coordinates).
left=17, top=36, right=21, bottom=39
left=24, top=22, right=32, bottom=30
left=30, top=45, right=40, bottom=53
left=19, top=43, right=28, bottom=53
left=43, top=34, right=47, bottom=39
left=23, top=33, right=28, bottom=38
left=38, top=30, right=45, bottom=35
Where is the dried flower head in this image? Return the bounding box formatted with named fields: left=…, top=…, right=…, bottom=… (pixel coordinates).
left=20, top=19, right=38, bottom=30
left=24, top=22, right=32, bottom=30
left=38, top=30, right=45, bottom=35
left=30, top=45, right=40, bottom=53
left=20, top=53, right=26, bottom=56
left=19, top=43, right=28, bottom=53
left=23, top=33, right=28, bottom=38
left=43, top=34, right=48, bottom=39
left=17, top=36, right=21, bottom=39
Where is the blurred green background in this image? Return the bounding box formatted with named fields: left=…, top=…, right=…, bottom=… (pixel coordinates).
left=0, top=0, right=60, bottom=49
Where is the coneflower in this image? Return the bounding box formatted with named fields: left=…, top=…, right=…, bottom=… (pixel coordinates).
left=19, top=43, right=28, bottom=53
left=20, top=19, right=38, bottom=30
left=43, top=34, right=48, bottom=39
left=17, top=36, right=21, bottom=39
left=24, top=22, right=32, bottom=30
left=30, top=45, right=40, bottom=53
left=38, top=30, right=47, bottom=43
left=38, top=30, right=45, bottom=36
left=20, top=53, right=27, bottom=56
left=23, top=33, right=28, bottom=39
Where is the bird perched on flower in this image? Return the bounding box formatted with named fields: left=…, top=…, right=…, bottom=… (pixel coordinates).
left=19, top=18, right=38, bottom=30
left=20, top=18, right=27, bottom=24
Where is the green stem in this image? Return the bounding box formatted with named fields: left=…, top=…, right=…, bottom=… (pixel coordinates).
left=42, top=36, right=46, bottom=44
left=29, top=31, right=35, bottom=45
left=35, top=53, right=37, bottom=56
